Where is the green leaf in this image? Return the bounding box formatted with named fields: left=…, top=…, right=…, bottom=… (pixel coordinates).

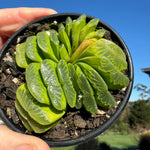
left=69, top=39, right=97, bottom=63
left=47, top=85, right=66, bottom=111
left=68, top=63, right=78, bottom=90
left=16, top=84, right=65, bottom=125
left=96, top=56, right=116, bottom=74
left=78, top=62, right=108, bottom=91
left=75, top=65, right=93, bottom=94
left=78, top=62, right=116, bottom=109
left=76, top=56, right=129, bottom=90
left=18, top=114, right=33, bottom=132
left=65, top=17, right=72, bottom=40
left=83, top=94, right=98, bottom=115
left=74, top=56, right=101, bottom=67
left=49, top=29, right=60, bottom=60
left=75, top=66, right=98, bottom=114
left=68, top=63, right=83, bottom=109
left=57, top=60, right=76, bottom=108
left=26, top=63, right=50, bottom=105
left=100, top=38, right=126, bottom=59
left=40, top=59, right=57, bottom=86
left=79, top=18, right=99, bottom=43
left=75, top=93, right=83, bottom=110
left=40, top=59, right=67, bottom=111
left=25, top=36, right=43, bottom=62
left=78, top=38, right=127, bottom=71
left=75, top=56, right=116, bottom=74
left=15, top=100, right=56, bottom=133
left=99, top=39, right=127, bottom=71
left=59, top=43, right=70, bottom=62
left=15, top=100, right=33, bottom=132
left=96, top=91, right=116, bottom=109
left=37, top=31, right=58, bottom=62
left=105, top=71, right=130, bottom=90
left=16, top=42, right=30, bottom=68
left=71, top=14, right=86, bottom=53
left=84, top=29, right=106, bottom=40
left=58, top=24, right=72, bottom=56
left=77, top=56, right=129, bottom=90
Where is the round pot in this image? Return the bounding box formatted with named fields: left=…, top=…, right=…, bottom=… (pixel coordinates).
left=0, top=13, right=134, bottom=147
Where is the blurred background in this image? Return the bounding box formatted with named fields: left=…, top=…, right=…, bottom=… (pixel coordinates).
left=0, top=0, right=150, bottom=149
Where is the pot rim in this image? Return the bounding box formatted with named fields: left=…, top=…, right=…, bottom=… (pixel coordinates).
left=0, top=13, right=134, bottom=147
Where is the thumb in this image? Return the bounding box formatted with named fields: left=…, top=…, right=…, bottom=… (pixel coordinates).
left=0, top=7, right=57, bottom=34
left=0, top=7, right=57, bottom=50
left=0, top=125, right=50, bottom=150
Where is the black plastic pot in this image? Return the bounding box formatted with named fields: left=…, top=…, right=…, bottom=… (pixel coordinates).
left=0, top=13, right=134, bottom=147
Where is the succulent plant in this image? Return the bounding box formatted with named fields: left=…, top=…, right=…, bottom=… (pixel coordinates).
left=15, top=14, right=129, bottom=133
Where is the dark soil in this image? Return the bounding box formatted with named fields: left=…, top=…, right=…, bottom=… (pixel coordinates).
left=0, top=21, right=127, bottom=140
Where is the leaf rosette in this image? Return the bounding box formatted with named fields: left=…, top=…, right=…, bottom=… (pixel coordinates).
left=15, top=15, right=130, bottom=133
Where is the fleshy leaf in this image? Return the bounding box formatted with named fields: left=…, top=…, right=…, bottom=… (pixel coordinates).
left=18, top=114, right=33, bottom=132
left=59, top=43, right=70, bottom=62
left=100, top=38, right=126, bottom=59
left=16, top=42, right=30, bottom=68
left=15, top=100, right=56, bottom=133
left=16, top=84, right=65, bottom=125
left=75, top=56, right=116, bottom=74
left=78, top=38, right=127, bottom=71
left=71, top=14, right=86, bottom=53
left=26, top=63, right=50, bottom=105
left=37, top=31, right=58, bottom=62
left=78, top=62, right=108, bottom=91
left=65, top=17, right=73, bottom=40
left=49, top=29, right=60, bottom=60
left=57, top=60, right=76, bottom=108
left=69, top=39, right=97, bottom=63
left=68, top=63, right=83, bottom=109
left=40, top=59, right=57, bottom=86
left=75, top=66, right=98, bottom=114
left=99, top=39, right=127, bottom=71
left=25, top=36, right=43, bottom=62
left=105, top=71, right=130, bottom=90
left=79, top=18, right=99, bottom=43
left=40, top=59, right=66, bottom=110
left=96, top=91, right=116, bottom=109
left=77, top=56, right=129, bottom=90
left=58, top=24, right=72, bottom=56
left=84, top=29, right=106, bottom=40
left=75, top=93, right=83, bottom=110
left=78, top=62, right=116, bottom=109
left=96, top=56, right=116, bottom=74
left=15, top=100, right=33, bottom=132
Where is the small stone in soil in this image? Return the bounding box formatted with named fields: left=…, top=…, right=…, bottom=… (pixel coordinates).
left=74, top=115, right=86, bottom=128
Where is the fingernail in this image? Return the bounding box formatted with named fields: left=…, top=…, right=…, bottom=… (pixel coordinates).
left=15, top=144, right=36, bottom=150
left=46, top=8, right=57, bottom=14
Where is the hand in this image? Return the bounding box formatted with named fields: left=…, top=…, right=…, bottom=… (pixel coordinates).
left=0, top=7, right=57, bottom=150
left=0, top=125, right=50, bottom=150
left=0, top=7, right=57, bottom=50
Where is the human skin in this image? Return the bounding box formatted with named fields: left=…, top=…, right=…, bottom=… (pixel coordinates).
left=0, top=7, right=57, bottom=150
left=0, top=7, right=57, bottom=50
left=0, top=125, right=50, bottom=150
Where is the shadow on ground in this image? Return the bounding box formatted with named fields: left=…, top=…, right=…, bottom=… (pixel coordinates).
left=75, top=138, right=110, bottom=150
left=75, top=139, right=138, bottom=150
left=111, top=146, right=138, bottom=150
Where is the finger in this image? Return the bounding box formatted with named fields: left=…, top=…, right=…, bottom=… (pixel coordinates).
left=0, top=125, right=51, bottom=150
left=0, top=7, right=57, bottom=35
left=0, top=7, right=57, bottom=50
left=0, top=36, right=6, bottom=50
